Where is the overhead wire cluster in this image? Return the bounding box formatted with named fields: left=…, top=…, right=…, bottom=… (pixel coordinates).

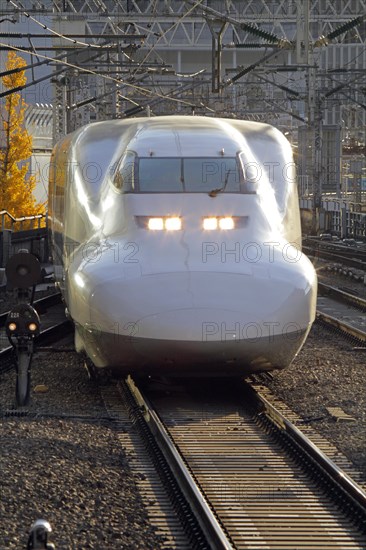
left=1, top=0, right=214, bottom=115
left=6, top=0, right=120, bottom=49
left=1, top=1, right=365, bottom=122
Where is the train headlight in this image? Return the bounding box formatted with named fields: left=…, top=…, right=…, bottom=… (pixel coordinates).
left=148, top=218, right=164, bottom=230
left=203, top=217, right=235, bottom=230
left=203, top=217, right=218, bottom=230
left=8, top=322, right=17, bottom=332
left=219, top=217, right=234, bottom=230
left=165, top=217, right=181, bottom=231
left=147, top=217, right=182, bottom=230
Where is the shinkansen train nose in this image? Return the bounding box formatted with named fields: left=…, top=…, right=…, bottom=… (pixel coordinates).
left=85, top=265, right=316, bottom=342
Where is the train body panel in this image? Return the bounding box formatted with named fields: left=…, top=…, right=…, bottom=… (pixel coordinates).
left=49, top=116, right=317, bottom=376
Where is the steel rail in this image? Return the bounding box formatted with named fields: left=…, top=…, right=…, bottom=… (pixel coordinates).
left=318, top=281, right=366, bottom=310
left=304, top=238, right=366, bottom=259
left=136, top=379, right=366, bottom=548
left=125, top=376, right=234, bottom=550
left=303, top=245, right=366, bottom=270
left=316, top=311, right=366, bottom=342
left=249, top=384, right=366, bottom=522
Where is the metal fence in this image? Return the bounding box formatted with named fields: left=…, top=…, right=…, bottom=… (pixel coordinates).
left=0, top=211, right=48, bottom=268
left=0, top=210, right=47, bottom=232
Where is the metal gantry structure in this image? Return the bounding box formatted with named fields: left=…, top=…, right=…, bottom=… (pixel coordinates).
left=0, top=0, right=365, bottom=207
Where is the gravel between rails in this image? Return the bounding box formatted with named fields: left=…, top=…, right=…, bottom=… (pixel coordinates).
left=0, top=343, right=166, bottom=550
left=267, top=322, right=366, bottom=476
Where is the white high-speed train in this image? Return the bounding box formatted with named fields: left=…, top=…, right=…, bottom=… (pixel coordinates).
left=48, top=116, right=317, bottom=376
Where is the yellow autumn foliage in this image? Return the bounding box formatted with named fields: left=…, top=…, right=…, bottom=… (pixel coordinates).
left=0, top=51, right=46, bottom=228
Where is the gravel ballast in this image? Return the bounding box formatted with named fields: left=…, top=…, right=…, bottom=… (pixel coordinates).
left=0, top=345, right=166, bottom=549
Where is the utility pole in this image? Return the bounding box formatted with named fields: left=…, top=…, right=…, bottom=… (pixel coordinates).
left=296, top=0, right=309, bottom=66
left=52, top=75, right=67, bottom=146
left=308, top=74, right=324, bottom=235
left=297, top=0, right=323, bottom=234
left=208, top=20, right=229, bottom=94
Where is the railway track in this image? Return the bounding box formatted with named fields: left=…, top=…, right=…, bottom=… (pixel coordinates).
left=118, top=376, right=366, bottom=549
left=303, top=244, right=366, bottom=271
left=101, top=383, right=194, bottom=548
left=316, top=282, right=366, bottom=343
left=303, top=237, right=366, bottom=255
left=318, top=282, right=366, bottom=311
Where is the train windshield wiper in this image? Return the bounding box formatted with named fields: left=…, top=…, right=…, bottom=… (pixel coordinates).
left=208, top=170, right=231, bottom=198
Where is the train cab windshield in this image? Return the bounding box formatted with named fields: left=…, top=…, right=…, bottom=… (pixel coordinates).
left=112, top=152, right=256, bottom=194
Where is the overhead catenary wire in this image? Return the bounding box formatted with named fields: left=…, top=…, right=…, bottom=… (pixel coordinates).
left=324, top=70, right=366, bottom=98
left=256, top=73, right=300, bottom=97
left=339, top=90, right=366, bottom=111
left=0, top=49, right=108, bottom=99
left=0, top=42, right=199, bottom=110
left=0, top=2, right=212, bottom=106
left=130, top=0, right=206, bottom=78
left=6, top=0, right=120, bottom=50
left=5, top=0, right=206, bottom=74
left=224, top=49, right=280, bottom=86
left=124, top=0, right=168, bottom=68
left=5, top=0, right=150, bottom=67
left=183, top=0, right=290, bottom=47
left=0, top=44, right=105, bottom=78
left=0, top=7, right=193, bottom=90
left=0, top=67, right=65, bottom=98
left=1, top=50, right=65, bottom=78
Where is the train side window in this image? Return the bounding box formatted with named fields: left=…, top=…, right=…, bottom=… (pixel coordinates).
left=113, top=151, right=136, bottom=191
